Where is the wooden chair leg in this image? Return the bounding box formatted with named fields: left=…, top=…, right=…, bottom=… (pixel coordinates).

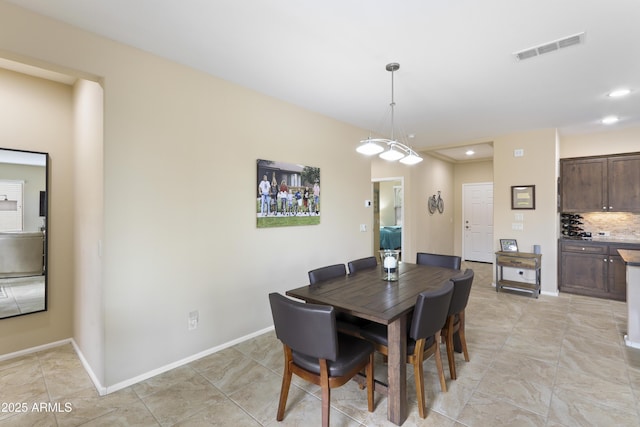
left=445, top=316, right=457, bottom=380
left=414, top=357, right=426, bottom=419
left=434, top=333, right=447, bottom=392
left=459, top=311, right=470, bottom=361
left=277, top=360, right=293, bottom=421
left=320, top=360, right=330, bottom=427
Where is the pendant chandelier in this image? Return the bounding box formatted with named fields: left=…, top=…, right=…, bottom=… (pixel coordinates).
left=356, top=63, right=423, bottom=165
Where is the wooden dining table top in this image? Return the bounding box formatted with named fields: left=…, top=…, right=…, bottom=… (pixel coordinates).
left=286, top=262, right=460, bottom=325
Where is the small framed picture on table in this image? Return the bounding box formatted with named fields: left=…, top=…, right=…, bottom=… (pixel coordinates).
left=500, top=239, right=518, bottom=252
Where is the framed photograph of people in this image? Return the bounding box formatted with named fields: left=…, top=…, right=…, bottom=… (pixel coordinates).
left=511, top=185, right=535, bottom=209
left=256, top=159, right=320, bottom=228
left=500, top=239, right=519, bottom=252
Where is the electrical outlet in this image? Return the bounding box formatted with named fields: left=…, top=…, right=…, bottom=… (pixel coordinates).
left=512, top=222, right=524, bottom=231
left=188, top=310, right=199, bottom=330
left=360, top=224, right=367, bottom=232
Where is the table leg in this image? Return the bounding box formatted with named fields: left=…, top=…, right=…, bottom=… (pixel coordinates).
left=387, top=315, right=407, bottom=425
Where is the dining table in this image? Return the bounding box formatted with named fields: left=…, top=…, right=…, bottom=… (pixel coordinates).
left=286, top=261, right=461, bottom=426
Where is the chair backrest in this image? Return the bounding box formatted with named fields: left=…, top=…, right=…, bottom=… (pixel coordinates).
left=409, top=281, right=454, bottom=341
left=308, top=263, right=347, bottom=284
left=269, top=293, right=338, bottom=361
left=416, top=252, right=461, bottom=270
left=447, top=268, right=474, bottom=316
left=347, top=256, right=378, bottom=275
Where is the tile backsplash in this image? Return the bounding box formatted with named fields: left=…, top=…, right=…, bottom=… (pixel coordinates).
left=581, top=212, right=640, bottom=240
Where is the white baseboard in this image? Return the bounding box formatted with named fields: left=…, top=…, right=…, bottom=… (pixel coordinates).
left=70, top=340, right=108, bottom=396
left=0, top=338, right=72, bottom=362
left=1, top=326, right=276, bottom=396
left=104, top=325, right=274, bottom=394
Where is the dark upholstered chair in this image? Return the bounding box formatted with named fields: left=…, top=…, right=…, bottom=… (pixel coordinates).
left=442, top=268, right=474, bottom=380
left=309, top=263, right=367, bottom=336
left=269, top=293, right=374, bottom=427
left=360, top=281, right=454, bottom=419
left=416, top=252, right=461, bottom=270
left=308, top=264, right=347, bottom=285
left=347, top=256, right=378, bottom=275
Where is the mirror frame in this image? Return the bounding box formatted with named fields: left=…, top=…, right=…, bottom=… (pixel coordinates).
left=0, top=147, right=48, bottom=319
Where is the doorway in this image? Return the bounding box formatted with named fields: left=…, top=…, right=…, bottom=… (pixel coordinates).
left=463, top=182, right=494, bottom=262
left=373, top=178, right=403, bottom=259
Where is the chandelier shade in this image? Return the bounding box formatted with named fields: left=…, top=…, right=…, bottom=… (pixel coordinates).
left=356, top=63, right=423, bottom=165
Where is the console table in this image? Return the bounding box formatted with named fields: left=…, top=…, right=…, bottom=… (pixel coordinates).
left=495, top=251, right=541, bottom=298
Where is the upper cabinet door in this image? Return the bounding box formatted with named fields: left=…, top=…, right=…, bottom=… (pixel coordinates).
left=608, top=154, right=640, bottom=212
left=560, top=157, right=607, bottom=212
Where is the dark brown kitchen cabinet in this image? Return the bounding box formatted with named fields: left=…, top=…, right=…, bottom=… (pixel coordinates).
left=608, top=246, right=628, bottom=301
left=560, top=153, right=640, bottom=213
left=558, top=240, right=640, bottom=301
left=559, top=242, right=608, bottom=298
left=608, top=154, right=640, bottom=212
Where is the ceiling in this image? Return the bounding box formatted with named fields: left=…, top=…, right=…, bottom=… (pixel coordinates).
left=4, top=0, right=640, bottom=162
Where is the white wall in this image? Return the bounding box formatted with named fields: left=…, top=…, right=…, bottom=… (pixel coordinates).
left=73, top=79, right=104, bottom=386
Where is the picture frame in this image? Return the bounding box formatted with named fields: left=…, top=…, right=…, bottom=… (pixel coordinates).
left=500, top=239, right=518, bottom=252
left=511, top=185, right=535, bottom=210
left=256, top=159, right=320, bottom=228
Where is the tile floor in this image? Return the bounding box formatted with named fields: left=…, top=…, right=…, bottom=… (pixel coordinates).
left=0, top=276, right=45, bottom=318
left=2, top=261, right=640, bottom=426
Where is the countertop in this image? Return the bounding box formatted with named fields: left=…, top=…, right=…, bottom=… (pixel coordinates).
left=560, top=237, right=640, bottom=246
left=618, top=249, right=640, bottom=267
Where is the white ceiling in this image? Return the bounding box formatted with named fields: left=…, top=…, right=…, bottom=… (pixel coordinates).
left=5, top=0, right=640, bottom=162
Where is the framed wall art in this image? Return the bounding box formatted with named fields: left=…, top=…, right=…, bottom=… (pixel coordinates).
left=500, top=239, right=519, bottom=252
left=256, top=159, right=320, bottom=228
left=511, top=185, right=535, bottom=210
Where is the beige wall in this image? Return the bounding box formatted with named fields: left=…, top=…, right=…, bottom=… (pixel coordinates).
left=372, top=153, right=455, bottom=263
left=0, top=68, right=75, bottom=353
left=493, top=129, right=559, bottom=294
left=0, top=2, right=372, bottom=389
left=379, top=180, right=399, bottom=226
left=560, top=126, right=640, bottom=158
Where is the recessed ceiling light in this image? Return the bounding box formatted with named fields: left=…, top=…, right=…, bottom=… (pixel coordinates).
left=602, top=116, right=619, bottom=125
left=465, top=150, right=475, bottom=156
left=608, top=89, right=631, bottom=98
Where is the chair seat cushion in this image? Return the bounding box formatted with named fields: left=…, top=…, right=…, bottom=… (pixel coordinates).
left=292, top=334, right=373, bottom=377
left=360, top=323, right=434, bottom=355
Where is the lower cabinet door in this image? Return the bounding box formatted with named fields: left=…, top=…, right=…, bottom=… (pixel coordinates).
left=608, top=253, right=627, bottom=301
left=560, top=252, right=608, bottom=298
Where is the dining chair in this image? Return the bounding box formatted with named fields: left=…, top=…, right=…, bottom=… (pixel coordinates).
left=308, top=263, right=367, bottom=336
left=442, top=268, right=474, bottom=380
left=268, top=293, right=375, bottom=427
left=308, top=263, right=346, bottom=285
left=359, top=281, right=454, bottom=419
left=416, top=252, right=462, bottom=270
left=347, top=256, right=378, bottom=275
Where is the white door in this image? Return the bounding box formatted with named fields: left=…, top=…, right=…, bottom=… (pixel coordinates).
left=463, top=183, right=494, bottom=262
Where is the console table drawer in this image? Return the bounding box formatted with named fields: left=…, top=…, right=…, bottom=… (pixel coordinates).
left=496, top=255, right=537, bottom=269
left=561, top=243, right=607, bottom=254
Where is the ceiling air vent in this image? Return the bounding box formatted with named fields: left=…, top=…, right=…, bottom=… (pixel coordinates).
left=514, top=32, right=585, bottom=61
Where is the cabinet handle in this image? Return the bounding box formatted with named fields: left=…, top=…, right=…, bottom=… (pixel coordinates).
left=603, top=206, right=607, bottom=210
left=610, top=259, right=614, bottom=263
left=609, top=206, right=613, bottom=210
left=604, top=258, right=608, bottom=262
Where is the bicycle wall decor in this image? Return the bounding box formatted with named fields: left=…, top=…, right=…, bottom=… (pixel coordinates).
left=428, top=190, right=444, bottom=214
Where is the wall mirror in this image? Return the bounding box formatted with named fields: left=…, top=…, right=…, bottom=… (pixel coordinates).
left=0, top=148, right=48, bottom=319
